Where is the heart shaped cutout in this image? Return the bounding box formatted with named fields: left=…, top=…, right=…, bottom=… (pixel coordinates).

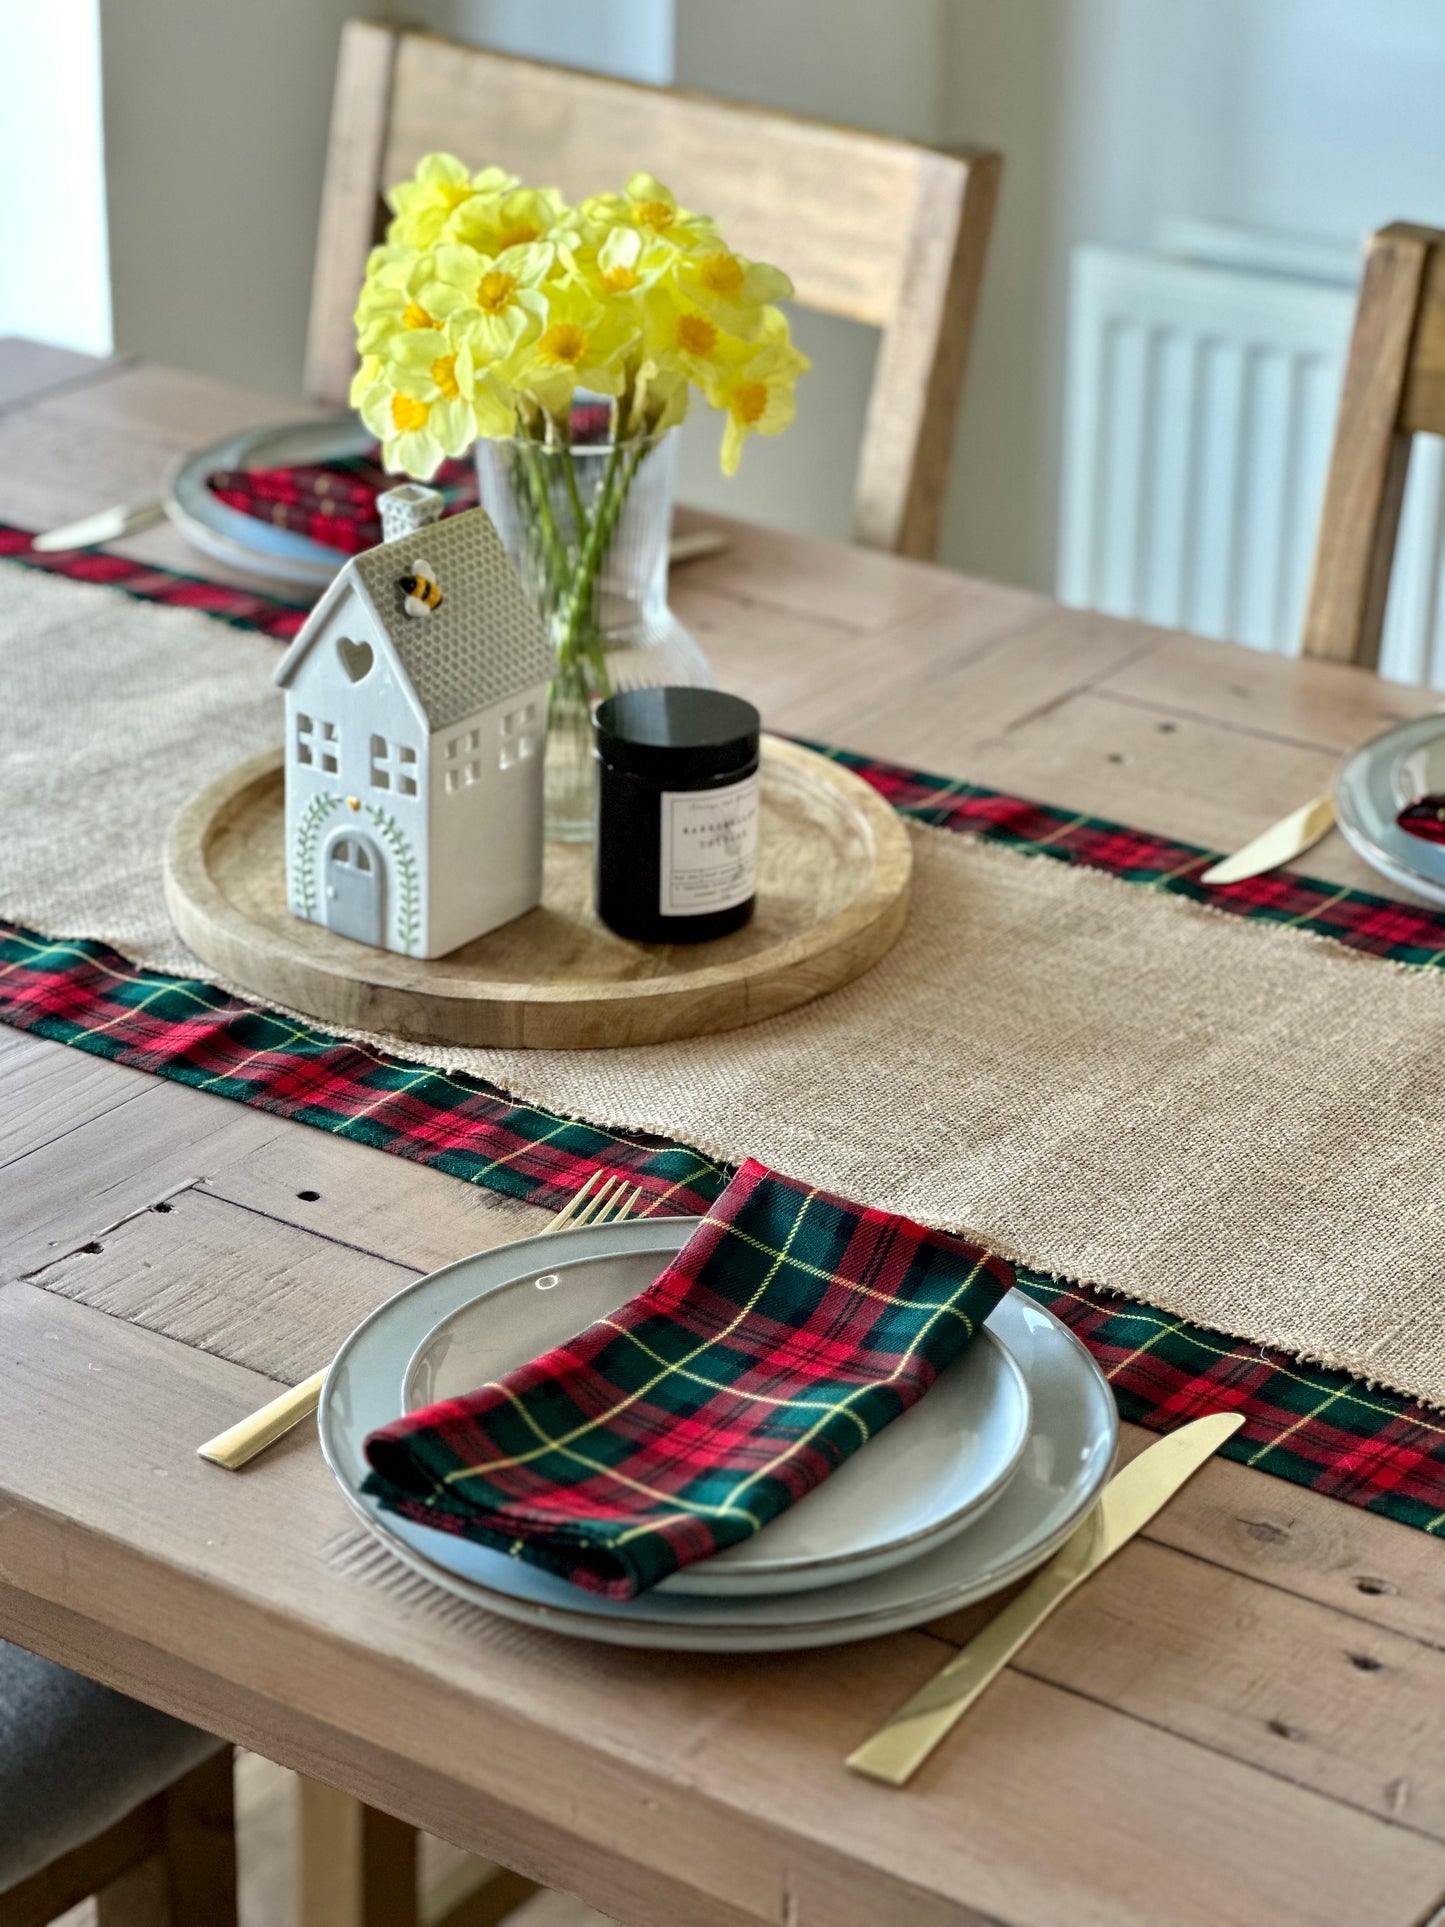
left=337, top=636, right=373, bottom=683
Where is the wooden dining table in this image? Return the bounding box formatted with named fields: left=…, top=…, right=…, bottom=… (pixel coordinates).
left=4, top=333, right=1445, bottom=1927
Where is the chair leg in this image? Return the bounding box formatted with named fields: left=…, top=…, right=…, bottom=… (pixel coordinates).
left=94, top=1856, right=169, bottom=1927
left=156, top=1749, right=238, bottom=1926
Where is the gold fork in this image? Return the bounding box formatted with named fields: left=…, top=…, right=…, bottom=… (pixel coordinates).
left=197, top=1170, right=642, bottom=1470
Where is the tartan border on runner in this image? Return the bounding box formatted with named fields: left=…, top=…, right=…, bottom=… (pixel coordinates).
left=4, top=524, right=1445, bottom=1540
left=363, top=1158, right=1016, bottom=1597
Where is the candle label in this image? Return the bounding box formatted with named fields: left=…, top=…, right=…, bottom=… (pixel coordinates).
left=659, top=774, right=760, bottom=917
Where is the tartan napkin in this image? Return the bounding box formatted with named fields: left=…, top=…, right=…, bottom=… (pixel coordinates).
left=206, top=451, right=477, bottom=555
left=362, top=1159, right=1015, bottom=1599
left=206, top=403, right=617, bottom=555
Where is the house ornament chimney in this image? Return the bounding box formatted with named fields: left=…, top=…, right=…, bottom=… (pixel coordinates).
left=378, top=482, right=445, bottom=545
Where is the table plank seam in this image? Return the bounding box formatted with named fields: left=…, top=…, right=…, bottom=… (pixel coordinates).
left=995, top=636, right=1161, bottom=739
left=194, top=1178, right=432, bottom=1278
left=0, top=353, right=139, bottom=422
left=0, top=1078, right=152, bottom=1175
left=919, top=1530, right=1445, bottom=1662
left=998, top=1660, right=1445, bottom=1849
left=1091, top=681, right=1378, bottom=760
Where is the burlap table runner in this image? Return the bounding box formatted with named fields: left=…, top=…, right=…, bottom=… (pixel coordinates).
left=7, top=562, right=1445, bottom=1405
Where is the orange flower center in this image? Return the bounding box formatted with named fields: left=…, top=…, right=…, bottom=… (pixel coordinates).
left=391, top=394, right=430, bottom=432
left=732, top=380, right=768, bottom=426
left=676, top=313, right=718, bottom=357
left=539, top=322, right=588, bottom=366
left=430, top=354, right=460, bottom=399
left=476, top=270, right=518, bottom=314
left=636, top=200, right=674, bottom=230
left=698, top=252, right=744, bottom=296
left=402, top=301, right=435, bottom=330
left=497, top=224, right=540, bottom=251
left=601, top=265, right=640, bottom=293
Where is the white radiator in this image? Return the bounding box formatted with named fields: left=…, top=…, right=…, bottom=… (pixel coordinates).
left=1057, top=234, right=1445, bottom=686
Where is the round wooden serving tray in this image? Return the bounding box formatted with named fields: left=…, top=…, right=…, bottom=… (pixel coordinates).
left=163, top=736, right=911, bottom=1050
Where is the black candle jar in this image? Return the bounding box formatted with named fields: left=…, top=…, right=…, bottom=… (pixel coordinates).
left=593, top=687, right=761, bottom=944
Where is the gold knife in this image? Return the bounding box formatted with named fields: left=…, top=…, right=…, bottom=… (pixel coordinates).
left=846, top=1410, right=1245, bottom=1786
left=32, top=498, right=167, bottom=552
left=1200, top=794, right=1335, bottom=886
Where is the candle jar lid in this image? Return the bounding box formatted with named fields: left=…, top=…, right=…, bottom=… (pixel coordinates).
left=594, top=687, right=760, bottom=783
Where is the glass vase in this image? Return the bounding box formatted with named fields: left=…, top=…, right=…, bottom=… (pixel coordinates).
left=475, top=428, right=715, bottom=841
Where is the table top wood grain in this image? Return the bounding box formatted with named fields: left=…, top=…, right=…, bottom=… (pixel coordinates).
left=2, top=337, right=1444, bottom=1927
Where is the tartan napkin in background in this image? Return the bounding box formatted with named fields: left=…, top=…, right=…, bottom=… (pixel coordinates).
left=206, top=451, right=478, bottom=555
left=363, top=1159, right=1015, bottom=1599
left=206, top=403, right=618, bottom=555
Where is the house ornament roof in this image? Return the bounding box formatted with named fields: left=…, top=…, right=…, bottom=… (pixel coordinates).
left=273, top=506, right=553, bottom=730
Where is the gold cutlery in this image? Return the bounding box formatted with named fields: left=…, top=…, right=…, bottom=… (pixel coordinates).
left=197, top=1169, right=642, bottom=1470
left=846, top=1411, right=1245, bottom=1786
left=1200, top=794, right=1336, bottom=886
left=32, top=498, right=168, bottom=552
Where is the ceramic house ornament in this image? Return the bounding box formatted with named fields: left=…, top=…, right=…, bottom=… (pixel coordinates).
left=273, top=491, right=554, bottom=958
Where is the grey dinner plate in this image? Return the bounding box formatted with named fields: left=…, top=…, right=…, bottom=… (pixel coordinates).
left=1335, top=713, right=1445, bottom=907
left=318, top=1218, right=1117, bottom=1652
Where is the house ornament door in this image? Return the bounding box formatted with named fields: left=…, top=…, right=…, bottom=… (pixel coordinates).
left=323, top=829, right=386, bottom=946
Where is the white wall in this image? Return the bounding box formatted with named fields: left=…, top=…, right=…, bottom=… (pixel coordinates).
left=0, top=0, right=111, bottom=354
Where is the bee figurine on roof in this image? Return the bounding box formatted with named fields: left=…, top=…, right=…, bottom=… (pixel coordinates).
left=272, top=482, right=555, bottom=959
left=400, top=559, right=442, bottom=618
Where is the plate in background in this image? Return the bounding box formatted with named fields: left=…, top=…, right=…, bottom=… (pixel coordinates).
left=1335, top=714, right=1445, bottom=906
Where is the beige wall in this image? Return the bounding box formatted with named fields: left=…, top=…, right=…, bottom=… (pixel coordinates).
left=101, top=0, right=358, bottom=398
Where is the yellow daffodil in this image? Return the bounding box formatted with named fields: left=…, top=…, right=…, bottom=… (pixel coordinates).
left=355, top=156, right=805, bottom=481
left=355, top=253, right=446, bottom=357
left=706, top=321, right=811, bottom=475
left=349, top=353, right=381, bottom=409
left=578, top=174, right=718, bottom=253
left=443, top=184, right=574, bottom=257
left=563, top=224, right=673, bottom=309
left=672, top=247, right=794, bottom=339
left=625, top=361, right=691, bottom=437
left=359, top=328, right=513, bottom=478
left=386, top=155, right=519, bottom=249
left=413, top=240, right=553, bottom=362
left=641, top=280, right=752, bottom=388
left=508, top=284, right=640, bottom=411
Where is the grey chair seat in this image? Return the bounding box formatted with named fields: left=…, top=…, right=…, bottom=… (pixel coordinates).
left=0, top=1639, right=224, bottom=1892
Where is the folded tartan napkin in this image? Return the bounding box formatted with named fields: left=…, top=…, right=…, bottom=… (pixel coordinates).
left=206, top=403, right=614, bottom=555
left=206, top=451, right=477, bottom=555
left=362, top=1159, right=1015, bottom=1599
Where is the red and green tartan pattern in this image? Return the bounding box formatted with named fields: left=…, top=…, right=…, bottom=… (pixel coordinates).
left=362, top=1159, right=1016, bottom=1597
left=0, top=527, right=312, bottom=644
left=4, top=524, right=1445, bottom=1540
left=207, top=449, right=478, bottom=555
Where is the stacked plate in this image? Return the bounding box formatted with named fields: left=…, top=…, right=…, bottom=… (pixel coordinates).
left=319, top=1216, right=1118, bottom=1652
left=1335, top=716, right=1445, bottom=908
left=164, top=415, right=369, bottom=591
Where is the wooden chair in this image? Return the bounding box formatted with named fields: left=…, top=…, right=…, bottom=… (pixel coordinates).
left=1302, top=221, right=1445, bottom=668
left=304, top=20, right=1002, bottom=561
left=0, top=1644, right=236, bottom=1927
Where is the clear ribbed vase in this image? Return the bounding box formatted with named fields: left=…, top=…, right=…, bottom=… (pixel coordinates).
left=475, top=430, right=714, bottom=841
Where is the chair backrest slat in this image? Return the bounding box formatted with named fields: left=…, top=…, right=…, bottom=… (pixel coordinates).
left=306, top=23, right=1001, bottom=560
left=1303, top=221, right=1445, bottom=667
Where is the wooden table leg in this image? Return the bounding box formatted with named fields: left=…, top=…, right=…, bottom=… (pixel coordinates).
left=296, top=1777, right=539, bottom=1927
